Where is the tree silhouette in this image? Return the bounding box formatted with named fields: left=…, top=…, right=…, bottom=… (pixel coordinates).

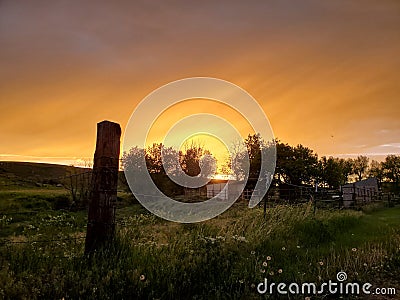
left=318, top=157, right=352, bottom=189
left=353, top=155, right=369, bottom=181
left=179, top=140, right=216, bottom=178
left=275, top=141, right=318, bottom=185
left=369, top=159, right=384, bottom=184
left=382, top=155, right=400, bottom=184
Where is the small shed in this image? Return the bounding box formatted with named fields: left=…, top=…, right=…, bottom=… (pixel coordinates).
left=206, top=179, right=244, bottom=201
left=341, top=177, right=379, bottom=208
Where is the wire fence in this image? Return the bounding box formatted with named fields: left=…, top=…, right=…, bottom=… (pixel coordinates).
left=1, top=177, right=399, bottom=246
left=0, top=205, right=152, bottom=246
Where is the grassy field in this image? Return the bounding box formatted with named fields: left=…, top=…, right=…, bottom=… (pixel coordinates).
left=0, top=187, right=400, bottom=299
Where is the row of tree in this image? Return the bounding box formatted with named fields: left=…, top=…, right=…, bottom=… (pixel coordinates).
left=121, top=134, right=400, bottom=194
left=123, top=141, right=216, bottom=177
left=122, top=141, right=217, bottom=196
left=232, top=134, right=400, bottom=189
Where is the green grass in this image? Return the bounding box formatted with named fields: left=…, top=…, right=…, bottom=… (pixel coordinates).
left=1, top=192, right=399, bottom=299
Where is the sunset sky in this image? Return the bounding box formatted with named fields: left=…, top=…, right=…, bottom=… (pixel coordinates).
left=1, top=0, right=399, bottom=167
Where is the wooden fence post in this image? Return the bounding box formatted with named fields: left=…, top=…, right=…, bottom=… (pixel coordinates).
left=263, top=191, right=268, bottom=219
left=85, top=121, right=121, bottom=254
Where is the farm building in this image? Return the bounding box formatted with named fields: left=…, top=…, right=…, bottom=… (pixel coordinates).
left=206, top=179, right=245, bottom=201
left=341, top=177, right=379, bottom=208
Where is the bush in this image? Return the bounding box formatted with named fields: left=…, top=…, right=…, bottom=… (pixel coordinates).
left=51, top=195, right=71, bottom=210
left=16, top=195, right=52, bottom=210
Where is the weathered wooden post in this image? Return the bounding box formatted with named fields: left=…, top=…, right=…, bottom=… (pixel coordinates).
left=263, top=191, right=268, bottom=219
left=85, top=121, right=121, bottom=254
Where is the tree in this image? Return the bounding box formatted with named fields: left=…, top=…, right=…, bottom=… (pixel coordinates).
left=199, top=153, right=217, bottom=178
left=123, top=143, right=182, bottom=177
left=122, top=145, right=183, bottom=196
left=318, top=157, right=338, bottom=189
left=145, top=143, right=180, bottom=176
left=275, top=141, right=319, bottom=185
left=121, top=146, right=146, bottom=191
left=291, top=144, right=319, bottom=185
left=353, top=155, right=369, bottom=181
left=227, top=139, right=248, bottom=181
left=145, top=143, right=164, bottom=174
left=318, top=157, right=352, bottom=189
left=369, top=159, right=384, bottom=183
left=382, top=155, right=400, bottom=184
left=179, top=141, right=216, bottom=178
left=244, top=134, right=264, bottom=180
left=340, top=158, right=354, bottom=184
left=122, top=146, right=146, bottom=173
left=275, top=141, right=293, bottom=184
left=219, top=158, right=233, bottom=176
left=122, top=142, right=217, bottom=197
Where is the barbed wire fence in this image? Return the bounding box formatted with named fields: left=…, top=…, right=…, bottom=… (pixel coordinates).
left=0, top=192, right=398, bottom=247
left=0, top=206, right=159, bottom=247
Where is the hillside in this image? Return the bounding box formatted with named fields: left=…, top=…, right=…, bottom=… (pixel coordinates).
left=0, top=161, right=83, bottom=188
left=0, top=161, right=128, bottom=192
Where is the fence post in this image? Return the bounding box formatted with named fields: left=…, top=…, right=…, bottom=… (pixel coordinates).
left=352, top=183, right=356, bottom=208
left=312, top=194, right=316, bottom=214
left=263, top=191, right=268, bottom=219
left=339, top=190, right=343, bottom=209
left=85, top=121, right=121, bottom=254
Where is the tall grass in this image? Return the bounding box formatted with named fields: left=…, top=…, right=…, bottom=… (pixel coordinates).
left=1, top=203, right=399, bottom=299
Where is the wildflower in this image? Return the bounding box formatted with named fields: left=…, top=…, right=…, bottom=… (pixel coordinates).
left=251, top=251, right=256, bottom=255
left=352, top=248, right=357, bottom=252
left=140, top=274, right=146, bottom=281
left=262, top=261, right=268, bottom=267
left=297, top=245, right=301, bottom=249
left=319, top=261, right=324, bottom=266
left=206, top=237, right=216, bottom=244
left=269, top=271, right=274, bottom=276
left=266, top=256, right=272, bottom=261
left=237, top=236, right=247, bottom=242
left=260, top=269, right=266, bottom=273
left=239, top=279, right=244, bottom=284
left=354, top=272, right=358, bottom=276
left=278, top=269, right=283, bottom=274
left=282, top=247, right=286, bottom=251
left=251, top=283, right=256, bottom=289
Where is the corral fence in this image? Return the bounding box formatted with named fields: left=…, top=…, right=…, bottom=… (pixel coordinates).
left=242, top=182, right=399, bottom=218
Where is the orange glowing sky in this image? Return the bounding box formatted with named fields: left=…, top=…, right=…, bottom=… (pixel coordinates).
left=1, top=1, right=399, bottom=166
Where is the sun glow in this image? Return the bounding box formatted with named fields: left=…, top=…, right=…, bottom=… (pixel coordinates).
left=140, top=98, right=256, bottom=173
left=180, top=133, right=231, bottom=172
